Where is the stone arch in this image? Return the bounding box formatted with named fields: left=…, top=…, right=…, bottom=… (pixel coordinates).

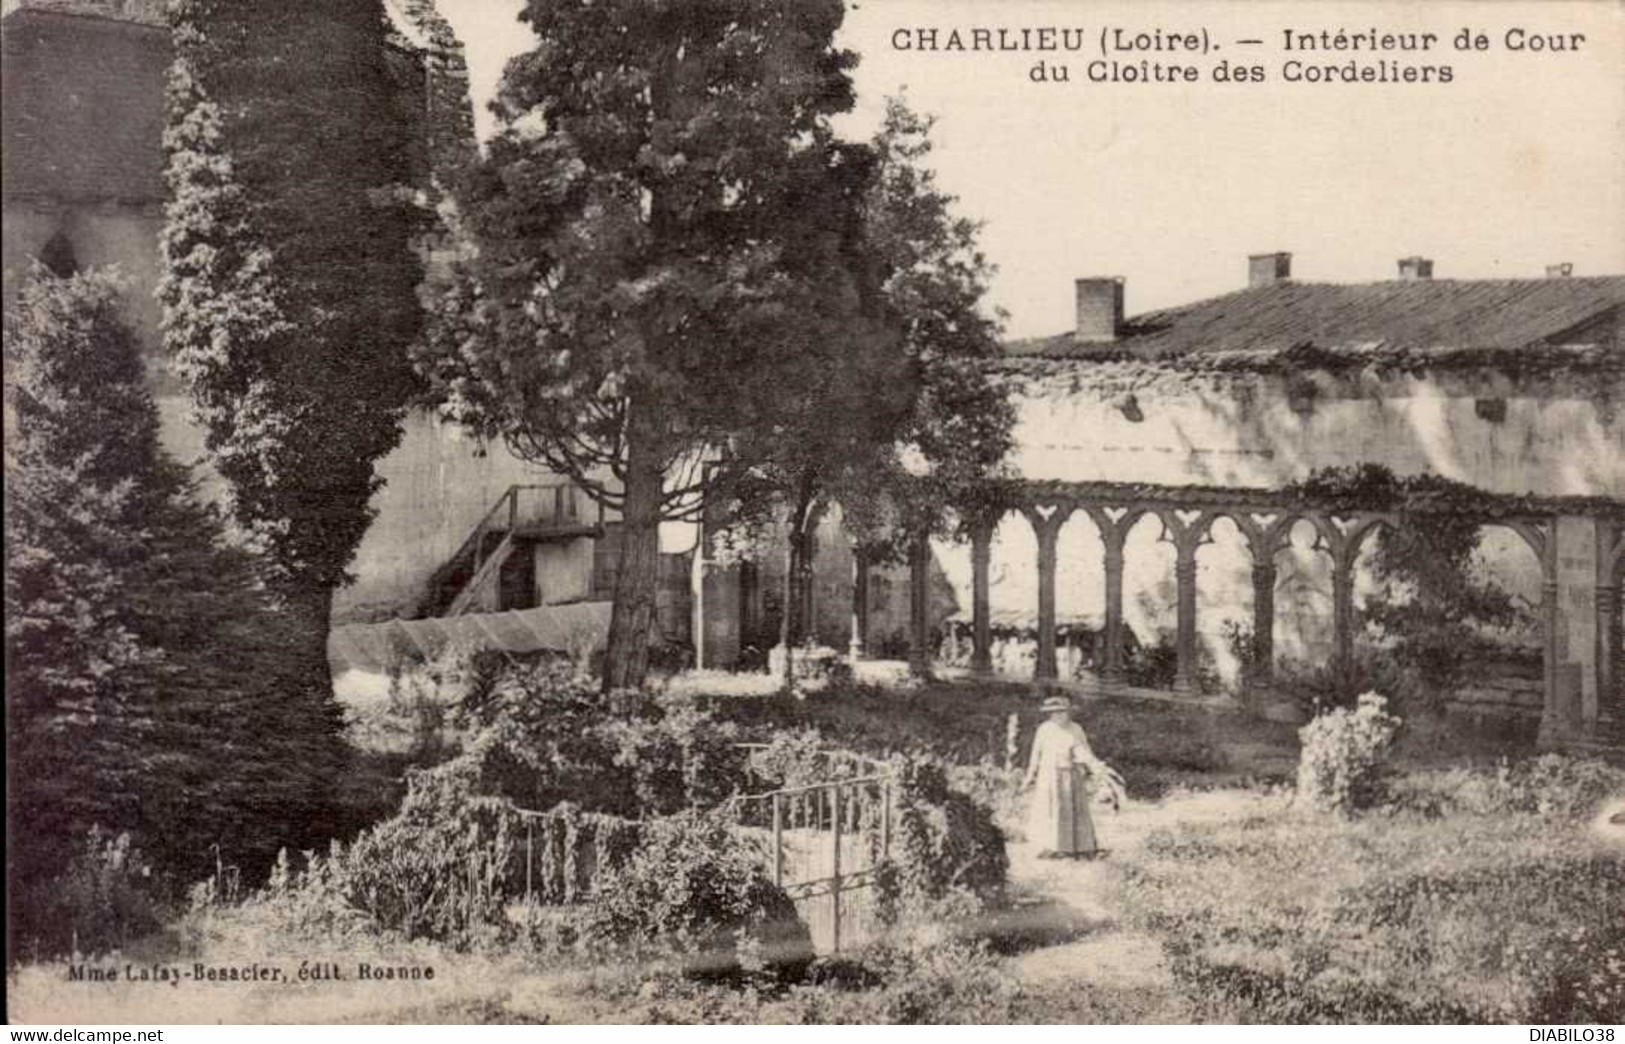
left=1192, top=512, right=1257, bottom=693
left=1054, top=507, right=1108, bottom=679
left=1120, top=508, right=1180, bottom=688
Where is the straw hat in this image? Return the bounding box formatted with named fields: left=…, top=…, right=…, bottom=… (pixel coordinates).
left=1039, top=695, right=1072, bottom=714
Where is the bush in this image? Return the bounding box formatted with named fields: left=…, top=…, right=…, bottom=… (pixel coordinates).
left=746, top=727, right=829, bottom=790
left=19, top=828, right=169, bottom=959
left=877, top=758, right=1008, bottom=922
left=579, top=809, right=813, bottom=980
left=1296, top=692, right=1402, bottom=814
left=1386, top=754, right=1625, bottom=820
left=446, top=660, right=749, bottom=818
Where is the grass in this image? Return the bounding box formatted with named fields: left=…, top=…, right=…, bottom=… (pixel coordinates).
left=14, top=673, right=1615, bottom=1025
left=1116, top=789, right=1625, bottom=1023
left=701, top=675, right=1304, bottom=799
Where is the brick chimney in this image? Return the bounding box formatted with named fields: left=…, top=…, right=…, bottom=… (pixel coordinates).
left=1074, top=277, right=1125, bottom=342
left=1248, top=252, right=1292, bottom=288
left=1545, top=262, right=1574, bottom=278
left=1398, top=256, right=1434, bottom=280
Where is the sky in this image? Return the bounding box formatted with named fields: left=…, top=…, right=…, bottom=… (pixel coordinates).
left=436, top=0, right=1625, bottom=339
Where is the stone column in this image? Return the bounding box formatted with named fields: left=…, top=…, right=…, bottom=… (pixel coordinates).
left=1251, top=559, right=1277, bottom=690
left=848, top=547, right=868, bottom=663
left=1538, top=571, right=1564, bottom=746
left=1101, top=529, right=1127, bottom=687
left=908, top=533, right=932, bottom=679
left=1034, top=518, right=1061, bottom=684
left=969, top=522, right=993, bottom=674
left=1331, top=558, right=1356, bottom=696
left=1596, top=520, right=1623, bottom=722
left=1173, top=543, right=1199, bottom=695
left=1597, top=580, right=1618, bottom=718
left=1551, top=515, right=1600, bottom=738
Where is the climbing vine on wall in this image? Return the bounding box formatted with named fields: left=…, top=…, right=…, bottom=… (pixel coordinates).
left=1287, top=465, right=1534, bottom=698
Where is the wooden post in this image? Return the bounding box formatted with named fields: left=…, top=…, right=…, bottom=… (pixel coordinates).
left=1034, top=517, right=1061, bottom=684
left=830, top=784, right=842, bottom=954
left=509, top=487, right=519, bottom=531
left=1102, top=529, right=1126, bottom=686
left=1174, top=544, right=1199, bottom=694
left=771, top=793, right=783, bottom=888
left=970, top=521, right=994, bottom=674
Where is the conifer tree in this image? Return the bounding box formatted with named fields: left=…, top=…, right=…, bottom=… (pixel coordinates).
left=6, top=268, right=348, bottom=954
left=160, top=0, right=425, bottom=678
left=418, top=0, right=874, bottom=689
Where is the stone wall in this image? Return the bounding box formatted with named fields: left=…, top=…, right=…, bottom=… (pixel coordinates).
left=765, top=361, right=1620, bottom=718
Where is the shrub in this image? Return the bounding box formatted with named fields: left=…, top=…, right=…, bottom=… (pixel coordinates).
left=1296, top=692, right=1402, bottom=814
left=579, top=809, right=813, bottom=980
left=1387, top=754, right=1625, bottom=820
left=746, top=728, right=843, bottom=790
left=446, top=660, right=748, bottom=818
left=877, top=758, right=1008, bottom=922
left=21, top=828, right=169, bottom=959
left=333, top=764, right=522, bottom=947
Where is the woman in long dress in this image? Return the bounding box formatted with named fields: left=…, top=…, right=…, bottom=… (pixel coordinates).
left=1023, top=695, right=1126, bottom=858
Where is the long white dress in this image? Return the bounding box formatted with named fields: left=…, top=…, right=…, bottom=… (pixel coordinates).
left=1025, top=719, right=1111, bottom=856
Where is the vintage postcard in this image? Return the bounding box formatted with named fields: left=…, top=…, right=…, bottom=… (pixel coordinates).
left=4, top=0, right=1622, bottom=1029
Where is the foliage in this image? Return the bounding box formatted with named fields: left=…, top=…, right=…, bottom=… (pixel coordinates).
left=160, top=0, right=425, bottom=644
left=579, top=809, right=813, bottom=980
left=1296, top=693, right=1403, bottom=814
left=876, top=758, right=1008, bottom=922
left=704, top=677, right=1267, bottom=799
left=417, top=0, right=874, bottom=688
left=1120, top=783, right=1625, bottom=1023
left=446, top=660, right=747, bottom=818
left=26, top=829, right=169, bottom=959
left=746, top=728, right=838, bottom=791
left=249, top=763, right=643, bottom=949
left=518, top=805, right=643, bottom=908
left=709, top=96, right=1015, bottom=682
left=5, top=268, right=156, bottom=930
left=4, top=268, right=348, bottom=957
left=1286, top=465, right=1534, bottom=698
left=1385, top=754, right=1625, bottom=820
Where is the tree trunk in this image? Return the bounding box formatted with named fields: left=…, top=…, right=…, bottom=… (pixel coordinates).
left=779, top=530, right=799, bottom=693
left=602, top=424, right=665, bottom=692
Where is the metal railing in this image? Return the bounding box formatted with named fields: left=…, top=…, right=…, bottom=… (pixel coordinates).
left=435, top=481, right=607, bottom=617
left=731, top=770, right=894, bottom=954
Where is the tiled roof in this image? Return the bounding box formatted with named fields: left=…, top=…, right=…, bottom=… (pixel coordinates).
left=1003, top=277, right=1625, bottom=369
left=1, top=7, right=169, bottom=203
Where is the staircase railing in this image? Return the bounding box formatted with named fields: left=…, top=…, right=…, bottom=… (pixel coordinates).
left=430, top=481, right=607, bottom=618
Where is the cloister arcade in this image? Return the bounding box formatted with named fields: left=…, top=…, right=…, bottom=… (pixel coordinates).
left=860, top=479, right=1625, bottom=749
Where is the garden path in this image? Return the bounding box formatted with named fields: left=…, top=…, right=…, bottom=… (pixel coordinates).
left=1000, top=790, right=1269, bottom=1016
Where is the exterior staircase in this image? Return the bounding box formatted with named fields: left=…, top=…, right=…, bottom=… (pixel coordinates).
left=421, top=482, right=606, bottom=618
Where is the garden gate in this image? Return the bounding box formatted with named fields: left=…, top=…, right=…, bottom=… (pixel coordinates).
left=731, top=749, right=896, bottom=954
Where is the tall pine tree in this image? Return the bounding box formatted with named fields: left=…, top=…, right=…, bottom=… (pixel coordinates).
left=160, top=0, right=425, bottom=676
left=418, top=0, right=881, bottom=689
left=6, top=267, right=348, bottom=956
